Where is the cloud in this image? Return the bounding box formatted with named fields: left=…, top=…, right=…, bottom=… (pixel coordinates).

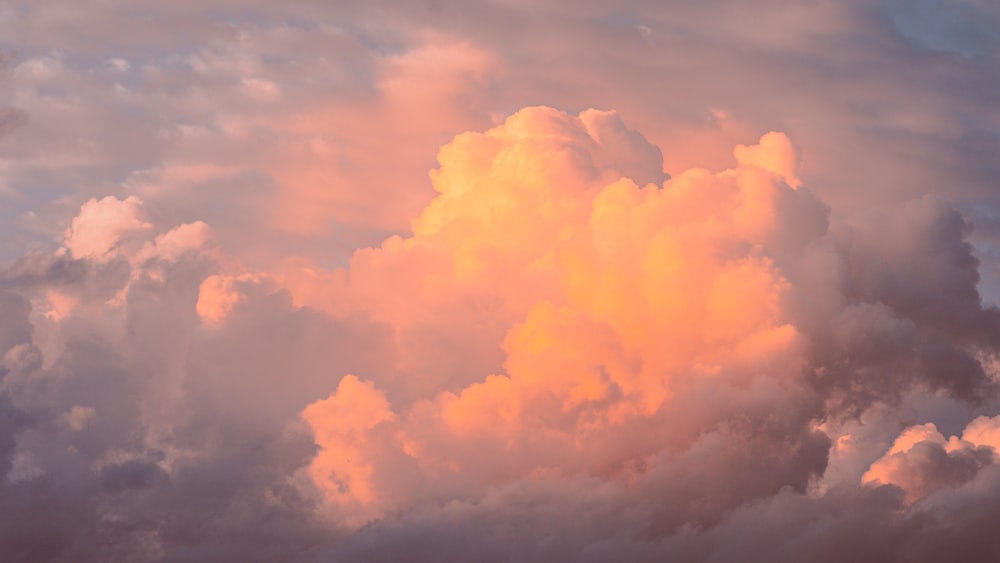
left=0, top=96, right=998, bottom=559
left=0, top=200, right=377, bottom=561
left=300, top=375, right=397, bottom=525
left=63, top=196, right=152, bottom=262
left=285, top=107, right=1000, bottom=559
left=863, top=415, right=1000, bottom=503
left=2, top=1, right=1000, bottom=559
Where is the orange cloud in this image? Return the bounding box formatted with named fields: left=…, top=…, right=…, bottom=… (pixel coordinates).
left=294, top=107, right=830, bottom=513
left=300, top=375, right=397, bottom=525
left=195, top=273, right=264, bottom=326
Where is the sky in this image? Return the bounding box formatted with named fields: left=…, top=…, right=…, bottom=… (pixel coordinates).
left=2, top=1, right=1000, bottom=561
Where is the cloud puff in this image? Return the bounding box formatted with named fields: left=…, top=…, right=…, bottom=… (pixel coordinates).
left=863, top=416, right=1000, bottom=503
left=300, top=109, right=811, bottom=513
left=63, top=196, right=152, bottom=262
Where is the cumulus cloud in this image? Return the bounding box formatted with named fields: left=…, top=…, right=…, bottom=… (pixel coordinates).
left=2, top=1, right=1000, bottom=560
left=284, top=107, right=1000, bottom=557
left=863, top=415, right=1000, bottom=503
left=63, top=196, right=152, bottom=262
left=0, top=97, right=998, bottom=560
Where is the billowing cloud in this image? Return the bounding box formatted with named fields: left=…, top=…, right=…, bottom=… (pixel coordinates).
left=2, top=1, right=1000, bottom=561
left=64, top=196, right=152, bottom=262
left=287, top=107, right=999, bottom=557
left=2, top=99, right=999, bottom=560
left=863, top=415, right=1000, bottom=503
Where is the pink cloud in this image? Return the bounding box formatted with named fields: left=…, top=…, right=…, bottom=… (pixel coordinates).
left=2, top=2, right=1000, bottom=558
left=63, top=196, right=152, bottom=262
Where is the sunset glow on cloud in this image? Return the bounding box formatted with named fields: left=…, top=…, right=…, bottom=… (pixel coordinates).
left=3, top=1, right=1000, bottom=561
